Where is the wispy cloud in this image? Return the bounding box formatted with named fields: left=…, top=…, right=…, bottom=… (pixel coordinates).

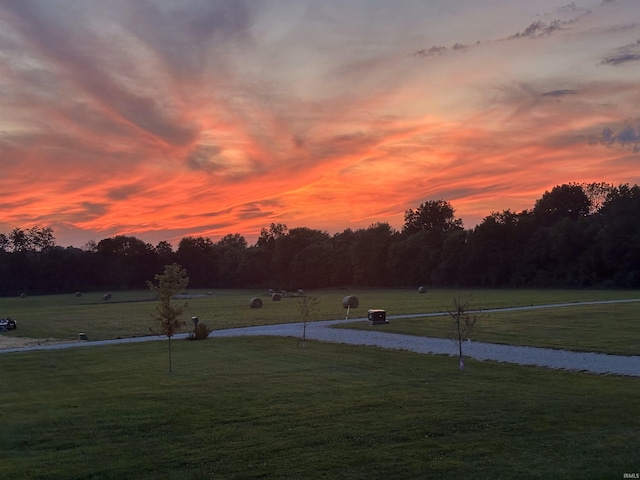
left=541, top=89, right=578, bottom=97
left=589, top=122, right=640, bottom=151
left=413, top=43, right=469, bottom=58
left=1, top=0, right=639, bottom=246
left=601, top=38, right=640, bottom=65
left=411, top=3, right=591, bottom=60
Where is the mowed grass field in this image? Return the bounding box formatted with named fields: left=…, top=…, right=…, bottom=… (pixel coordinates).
left=338, top=296, right=640, bottom=356
left=1, top=289, right=639, bottom=478
left=1, top=288, right=639, bottom=354
left=1, top=337, right=639, bottom=479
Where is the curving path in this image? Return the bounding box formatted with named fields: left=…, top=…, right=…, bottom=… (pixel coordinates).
left=206, top=314, right=640, bottom=377
left=2, top=300, right=639, bottom=377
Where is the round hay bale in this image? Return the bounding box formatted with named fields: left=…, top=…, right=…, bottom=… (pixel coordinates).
left=418, top=286, right=427, bottom=294
left=342, top=295, right=359, bottom=309
left=249, top=297, right=263, bottom=309
left=75, top=291, right=82, bottom=297
left=19, top=292, right=27, bottom=299
left=271, top=293, right=282, bottom=301
left=103, top=292, right=112, bottom=301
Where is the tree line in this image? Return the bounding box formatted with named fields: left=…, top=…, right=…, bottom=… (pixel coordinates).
left=1, top=182, right=639, bottom=296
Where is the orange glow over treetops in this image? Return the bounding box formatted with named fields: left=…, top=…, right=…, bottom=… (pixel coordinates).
left=1, top=1, right=639, bottom=247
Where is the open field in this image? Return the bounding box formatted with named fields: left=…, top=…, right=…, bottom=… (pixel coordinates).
left=339, top=300, right=640, bottom=356
left=1, top=289, right=639, bottom=356
left=1, top=288, right=639, bottom=341
left=1, top=337, right=639, bottom=479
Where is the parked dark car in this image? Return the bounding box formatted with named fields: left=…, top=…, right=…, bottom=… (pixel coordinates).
left=0, top=318, right=16, bottom=330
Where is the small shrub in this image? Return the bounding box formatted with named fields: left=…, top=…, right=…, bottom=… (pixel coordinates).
left=190, top=322, right=212, bottom=340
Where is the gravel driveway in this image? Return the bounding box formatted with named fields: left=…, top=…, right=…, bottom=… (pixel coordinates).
left=2, top=300, right=639, bottom=377
left=209, top=317, right=640, bottom=377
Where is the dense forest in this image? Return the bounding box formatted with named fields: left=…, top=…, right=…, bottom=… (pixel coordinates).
left=1, top=182, right=639, bottom=295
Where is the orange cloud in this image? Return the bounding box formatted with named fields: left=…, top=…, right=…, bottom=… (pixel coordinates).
left=1, top=0, right=639, bottom=247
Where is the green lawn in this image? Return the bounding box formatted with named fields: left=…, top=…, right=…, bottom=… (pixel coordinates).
left=2, top=288, right=639, bottom=343
left=339, top=300, right=640, bottom=355
left=1, top=337, right=638, bottom=479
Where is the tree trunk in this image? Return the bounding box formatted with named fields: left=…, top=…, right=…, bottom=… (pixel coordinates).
left=302, top=322, right=307, bottom=348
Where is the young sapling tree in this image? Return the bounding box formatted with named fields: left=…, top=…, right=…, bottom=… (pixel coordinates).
left=148, top=263, right=189, bottom=372
left=298, top=294, right=319, bottom=348
left=449, top=297, right=481, bottom=371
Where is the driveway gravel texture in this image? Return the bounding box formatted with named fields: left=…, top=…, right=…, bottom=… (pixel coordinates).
left=1, top=300, right=639, bottom=377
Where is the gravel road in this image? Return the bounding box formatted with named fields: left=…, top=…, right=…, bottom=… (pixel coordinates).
left=2, top=300, right=639, bottom=377
left=208, top=316, right=640, bottom=377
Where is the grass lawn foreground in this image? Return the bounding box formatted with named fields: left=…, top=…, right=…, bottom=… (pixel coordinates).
left=1, top=336, right=639, bottom=479
left=1, top=288, right=639, bottom=478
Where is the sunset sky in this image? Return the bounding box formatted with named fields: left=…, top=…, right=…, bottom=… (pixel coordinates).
left=1, top=0, right=639, bottom=248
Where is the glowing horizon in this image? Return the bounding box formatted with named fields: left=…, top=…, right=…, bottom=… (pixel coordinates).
left=1, top=0, right=639, bottom=247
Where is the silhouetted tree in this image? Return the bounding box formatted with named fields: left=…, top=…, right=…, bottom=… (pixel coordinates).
left=433, top=228, right=469, bottom=286
left=597, top=184, right=640, bottom=286
left=533, top=184, right=590, bottom=226
left=291, top=242, right=334, bottom=288
left=96, top=235, right=156, bottom=288
left=351, top=223, right=395, bottom=286
left=403, top=200, right=463, bottom=234
left=27, top=226, right=55, bottom=252
left=388, top=230, right=431, bottom=287
left=466, top=210, right=521, bottom=286
left=9, top=228, right=29, bottom=252
left=237, top=246, right=271, bottom=287
left=3, top=181, right=640, bottom=294
left=176, top=236, right=217, bottom=287
left=272, top=227, right=331, bottom=288
left=327, top=229, right=355, bottom=286
left=0, top=233, right=9, bottom=252
left=257, top=223, right=288, bottom=249
left=581, top=182, right=614, bottom=214
left=216, top=233, right=247, bottom=287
